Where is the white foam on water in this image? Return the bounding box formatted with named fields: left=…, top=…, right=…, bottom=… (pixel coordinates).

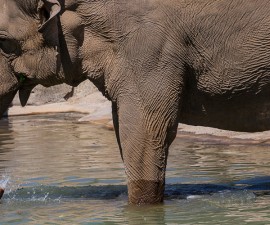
left=0, top=175, right=10, bottom=189
left=186, top=190, right=256, bottom=208
left=0, top=175, right=60, bottom=202
left=186, top=195, right=204, bottom=200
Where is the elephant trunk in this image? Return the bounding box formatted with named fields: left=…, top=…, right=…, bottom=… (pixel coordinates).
left=0, top=57, right=19, bottom=118
left=0, top=90, right=18, bottom=118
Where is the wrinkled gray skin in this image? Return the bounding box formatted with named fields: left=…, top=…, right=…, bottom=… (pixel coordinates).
left=1, top=0, right=270, bottom=204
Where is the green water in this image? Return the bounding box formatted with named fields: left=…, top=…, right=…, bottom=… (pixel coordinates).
left=0, top=114, right=270, bottom=224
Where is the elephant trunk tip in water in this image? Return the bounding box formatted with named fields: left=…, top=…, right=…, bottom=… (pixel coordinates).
left=0, top=187, right=4, bottom=199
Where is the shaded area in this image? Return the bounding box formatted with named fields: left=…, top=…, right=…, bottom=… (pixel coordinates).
left=2, top=177, right=270, bottom=201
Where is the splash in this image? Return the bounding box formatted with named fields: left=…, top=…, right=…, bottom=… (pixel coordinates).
left=0, top=176, right=10, bottom=189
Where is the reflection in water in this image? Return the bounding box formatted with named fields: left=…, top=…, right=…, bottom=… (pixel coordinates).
left=0, top=114, right=270, bottom=224
left=0, top=118, right=13, bottom=171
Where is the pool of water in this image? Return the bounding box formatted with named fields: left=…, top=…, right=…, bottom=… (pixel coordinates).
left=0, top=114, right=270, bottom=224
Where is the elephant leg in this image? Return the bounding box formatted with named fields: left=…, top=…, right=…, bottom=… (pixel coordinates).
left=117, top=88, right=181, bottom=204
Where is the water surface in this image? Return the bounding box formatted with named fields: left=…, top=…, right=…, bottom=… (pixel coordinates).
left=0, top=114, right=270, bottom=224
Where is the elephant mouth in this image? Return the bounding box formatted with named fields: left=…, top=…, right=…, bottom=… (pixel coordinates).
left=0, top=73, right=38, bottom=119
left=14, top=73, right=37, bottom=107
left=0, top=71, right=31, bottom=119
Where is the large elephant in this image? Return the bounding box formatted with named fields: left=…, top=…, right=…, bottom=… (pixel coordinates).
left=1, top=0, right=270, bottom=204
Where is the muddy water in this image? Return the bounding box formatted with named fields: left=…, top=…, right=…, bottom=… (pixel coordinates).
left=0, top=114, right=270, bottom=224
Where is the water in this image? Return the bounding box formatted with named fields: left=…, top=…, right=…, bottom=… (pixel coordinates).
left=0, top=114, right=270, bottom=224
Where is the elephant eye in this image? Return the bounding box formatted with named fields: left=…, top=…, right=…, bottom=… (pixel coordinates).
left=0, top=38, right=20, bottom=56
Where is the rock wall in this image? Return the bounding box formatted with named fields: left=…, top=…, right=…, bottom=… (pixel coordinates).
left=12, top=80, right=100, bottom=106
left=9, top=80, right=112, bottom=126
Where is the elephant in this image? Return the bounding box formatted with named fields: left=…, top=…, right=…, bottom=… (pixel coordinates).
left=1, top=0, right=270, bottom=204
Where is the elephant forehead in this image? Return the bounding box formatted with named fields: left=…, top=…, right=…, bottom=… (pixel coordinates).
left=0, top=0, right=8, bottom=13
left=0, top=0, right=21, bottom=19
left=0, top=0, right=33, bottom=39
left=0, top=0, right=9, bottom=31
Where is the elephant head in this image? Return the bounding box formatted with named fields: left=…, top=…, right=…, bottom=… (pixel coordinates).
left=0, top=0, right=85, bottom=117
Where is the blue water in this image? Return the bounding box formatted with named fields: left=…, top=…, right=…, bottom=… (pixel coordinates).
left=0, top=114, right=270, bottom=224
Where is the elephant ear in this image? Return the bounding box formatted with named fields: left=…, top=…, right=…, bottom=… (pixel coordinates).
left=38, top=0, right=61, bottom=34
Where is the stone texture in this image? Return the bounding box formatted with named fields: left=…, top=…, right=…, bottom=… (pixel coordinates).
left=12, top=80, right=99, bottom=106
left=9, top=80, right=112, bottom=124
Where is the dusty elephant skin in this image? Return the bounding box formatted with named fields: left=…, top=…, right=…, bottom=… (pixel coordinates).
left=1, top=0, right=270, bottom=204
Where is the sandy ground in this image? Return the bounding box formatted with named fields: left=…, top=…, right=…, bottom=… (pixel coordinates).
left=7, top=88, right=270, bottom=145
